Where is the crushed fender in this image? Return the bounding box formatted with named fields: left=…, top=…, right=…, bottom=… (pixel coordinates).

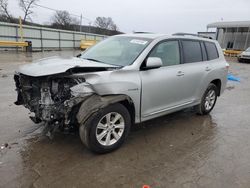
left=76, top=94, right=130, bottom=125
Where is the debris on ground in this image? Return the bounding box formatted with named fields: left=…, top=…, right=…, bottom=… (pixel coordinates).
left=226, top=86, right=235, bottom=90
left=1, top=143, right=9, bottom=150
left=1, top=74, right=8, bottom=78
left=227, top=73, right=240, bottom=82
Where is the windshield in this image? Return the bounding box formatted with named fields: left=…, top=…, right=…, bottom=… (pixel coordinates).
left=246, top=47, right=250, bottom=52
left=80, top=36, right=152, bottom=66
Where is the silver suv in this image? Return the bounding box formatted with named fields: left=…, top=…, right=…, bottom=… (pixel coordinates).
left=14, top=33, right=229, bottom=153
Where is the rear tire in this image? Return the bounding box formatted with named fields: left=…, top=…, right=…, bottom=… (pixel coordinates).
left=196, top=83, right=218, bottom=115
left=79, top=103, right=131, bottom=154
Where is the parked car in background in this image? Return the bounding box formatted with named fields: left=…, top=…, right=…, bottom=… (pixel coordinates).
left=238, top=47, right=250, bottom=63
left=14, top=33, right=229, bottom=153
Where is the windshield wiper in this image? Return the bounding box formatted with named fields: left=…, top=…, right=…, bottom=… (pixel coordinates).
left=83, top=58, right=122, bottom=67
left=84, top=58, right=103, bottom=63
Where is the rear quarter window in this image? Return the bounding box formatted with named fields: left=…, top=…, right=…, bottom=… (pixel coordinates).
left=204, top=42, right=219, bottom=60
left=181, top=40, right=203, bottom=63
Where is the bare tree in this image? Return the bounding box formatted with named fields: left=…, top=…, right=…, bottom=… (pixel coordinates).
left=0, top=0, right=12, bottom=21
left=51, top=10, right=78, bottom=30
left=109, top=23, right=118, bottom=31
left=18, top=0, right=38, bottom=22
left=94, top=17, right=119, bottom=31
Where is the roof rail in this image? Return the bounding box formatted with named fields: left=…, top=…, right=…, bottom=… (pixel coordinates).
left=133, top=32, right=154, bottom=34
left=172, top=32, right=213, bottom=39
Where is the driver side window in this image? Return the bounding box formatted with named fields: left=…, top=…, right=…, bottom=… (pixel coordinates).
left=149, top=40, right=180, bottom=66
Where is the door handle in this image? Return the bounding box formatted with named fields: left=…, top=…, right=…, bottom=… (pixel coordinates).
left=177, top=71, right=185, bottom=76
left=205, top=67, right=211, bottom=71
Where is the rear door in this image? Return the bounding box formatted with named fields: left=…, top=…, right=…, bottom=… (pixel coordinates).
left=179, top=39, right=208, bottom=103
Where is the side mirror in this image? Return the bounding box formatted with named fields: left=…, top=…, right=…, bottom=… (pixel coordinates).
left=145, top=57, right=163, bottom=69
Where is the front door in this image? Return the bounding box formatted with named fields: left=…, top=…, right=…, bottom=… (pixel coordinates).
left=140, top=40, right=189, bottom=121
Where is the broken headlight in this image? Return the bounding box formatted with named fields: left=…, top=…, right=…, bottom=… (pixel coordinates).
left=70, top=82, right=94, bottom=97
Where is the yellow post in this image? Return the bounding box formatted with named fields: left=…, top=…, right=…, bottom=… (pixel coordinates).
left=19, top=16, right=24, bottom=51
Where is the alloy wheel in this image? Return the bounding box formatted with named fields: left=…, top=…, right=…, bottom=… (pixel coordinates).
left=96, top=112, right=125, bottom=146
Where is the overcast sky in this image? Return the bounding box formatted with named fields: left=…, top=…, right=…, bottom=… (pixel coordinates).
left=8, top=0, right=250, bottom=34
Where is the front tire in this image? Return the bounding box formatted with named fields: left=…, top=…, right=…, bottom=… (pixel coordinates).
left=196, top=83, right=218, bottom=115
left=79, top=103, right=131, bottom=154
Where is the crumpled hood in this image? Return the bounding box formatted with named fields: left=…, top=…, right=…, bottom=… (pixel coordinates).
left=17, top=56, right=118, bottom=77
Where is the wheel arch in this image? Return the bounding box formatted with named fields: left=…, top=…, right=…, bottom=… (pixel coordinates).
left=210, top=79, right=222, bottom=96
left=76, top=94, right=136, bottom=125
left=119, top=99, right=136, bottom=126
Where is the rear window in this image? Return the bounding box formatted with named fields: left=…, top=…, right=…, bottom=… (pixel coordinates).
left=182, top=40, right=203, bottom=63
left=204, top=42, right=219, bottom=60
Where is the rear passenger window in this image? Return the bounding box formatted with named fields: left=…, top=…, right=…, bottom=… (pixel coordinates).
left=182, top=40, right=202, bottom=63
left=205, top=42, right=219, bottom=60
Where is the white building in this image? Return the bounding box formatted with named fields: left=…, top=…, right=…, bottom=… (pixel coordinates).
left=207, top=21, right=250, bottom=50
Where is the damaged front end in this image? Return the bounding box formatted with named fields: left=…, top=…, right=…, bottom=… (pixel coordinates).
left=14, top=73, right=93, bottom=138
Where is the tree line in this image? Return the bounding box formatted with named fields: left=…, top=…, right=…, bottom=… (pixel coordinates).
left=0, top=0, right=122, bottom=35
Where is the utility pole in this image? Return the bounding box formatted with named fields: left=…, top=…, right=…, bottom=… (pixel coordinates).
left=80, top=14, right=82, bottom=32
left=88, top=22, right=91, bottom=33
left=19, top=16, right=24, bottom=51
left=19, top=16, right=24, bottom=42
